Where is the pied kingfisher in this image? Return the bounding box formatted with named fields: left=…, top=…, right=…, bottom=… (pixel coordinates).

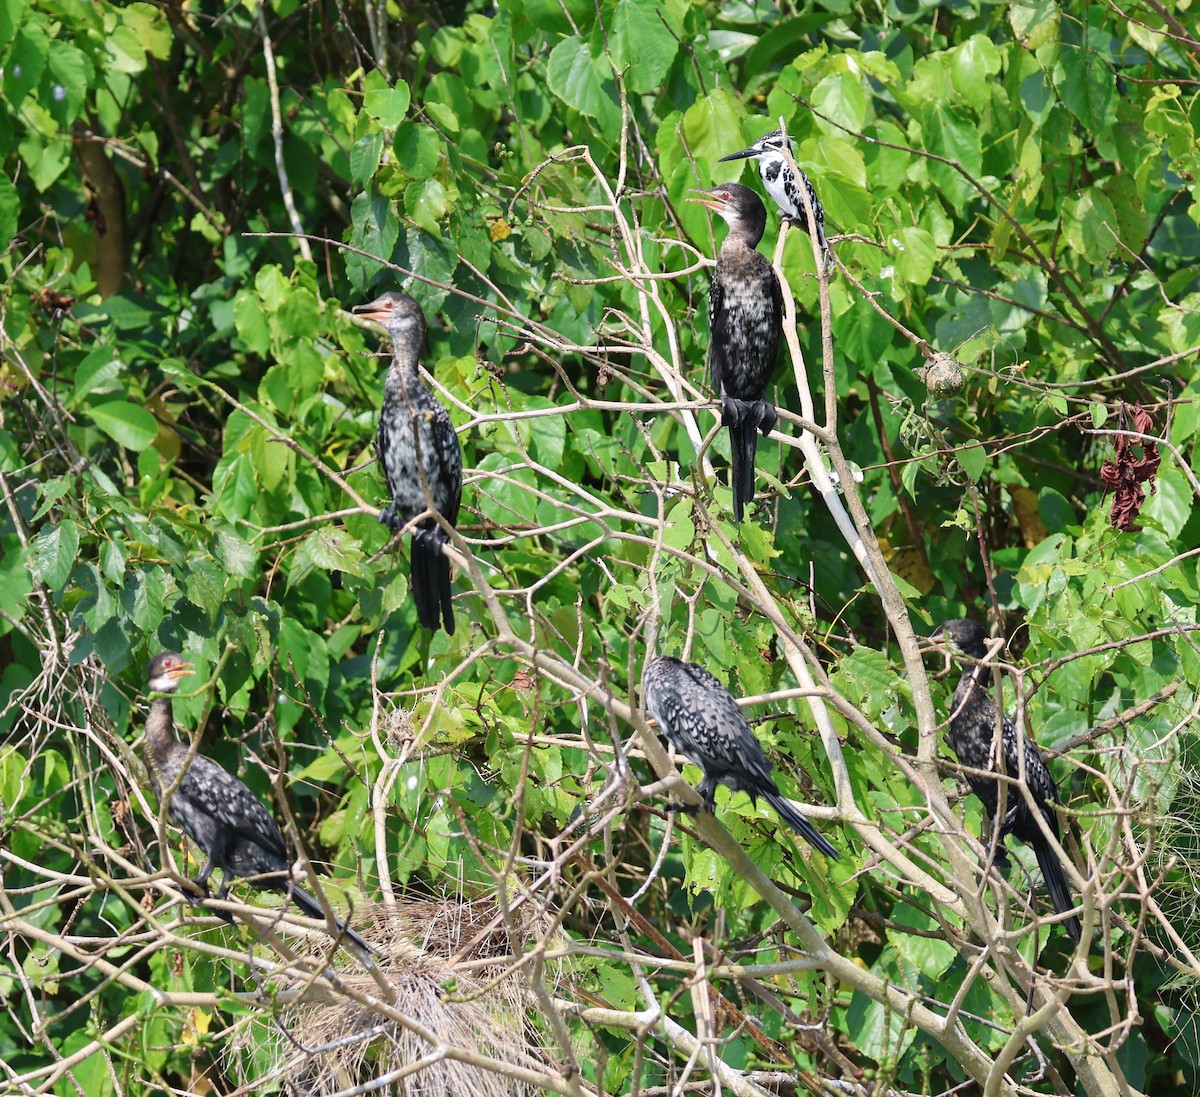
left=720, top=128, right=831, bottom=268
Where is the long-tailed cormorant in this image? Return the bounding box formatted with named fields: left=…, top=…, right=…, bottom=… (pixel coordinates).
left=356, top=290, right=463, bottom=636
left=143, top=652, right=374, bottom=953
left=642, top=655, right=839, bottom=858
left=932, top=620, right=1081, bottom=942
left=688, top=183, right=784, bottom=523
left=720, top=128, right=831, bottom=268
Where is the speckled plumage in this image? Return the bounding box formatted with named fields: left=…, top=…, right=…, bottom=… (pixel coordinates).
left=357, top=291, right=463, bottom=635
left=934, top=620, right=1081, bottom=941
left=642, top=655, right=838, bottom=858
left=720, top=128, right=831, bottom=268
left=689, top=184, right=783, bottom=522
left=144, top=653, right=373, bottom=953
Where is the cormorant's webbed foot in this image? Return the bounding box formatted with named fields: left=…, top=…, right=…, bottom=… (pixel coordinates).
left=180, top=877, right=236, bottom=925
left=181, top=876, right=210, bottom=906
left=984, top=841, right=1013, bottom=872
left=751, top=400, right=777, bottom=436
left=412, top=524, right=447, bottom=553
left=720, top=396, right=776, bottom=437
left=720, top=394, right=748, bottom=429
left=379, top=504, right=403, bottom=532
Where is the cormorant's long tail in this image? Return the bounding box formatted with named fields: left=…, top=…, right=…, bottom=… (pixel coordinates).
left=289, top=885, right=378, bottom=955
left=763, top=790, right=840, bottom=859
left=1032, top=835, right=1081, bottom=942
left=411, top=526, right=455, bottom=635
left=727, top=417, right=759, bottom=523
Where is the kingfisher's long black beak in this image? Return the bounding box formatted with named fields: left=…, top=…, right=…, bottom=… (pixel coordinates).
left=718, top=145, right=758, bottom=163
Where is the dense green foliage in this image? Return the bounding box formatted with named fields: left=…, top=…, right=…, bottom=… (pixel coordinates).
left=2, top=0, right=1199, bottom=1094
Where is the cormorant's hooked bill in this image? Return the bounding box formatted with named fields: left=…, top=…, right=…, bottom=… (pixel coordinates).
left=642, top=655, right=839, bottom=859
left=359, top=290, right=463, bottom=636
left=719, top=128, right=831, bottom=267
left=931, top=620, right=1082, bottom=943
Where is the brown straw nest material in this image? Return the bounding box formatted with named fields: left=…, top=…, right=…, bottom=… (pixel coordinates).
left=228, top=896, right=559, bottom=1096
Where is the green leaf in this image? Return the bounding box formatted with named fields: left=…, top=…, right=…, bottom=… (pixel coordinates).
left=85, top=401, right=159, bottom=450
left=891, top=903, right=959, bottom=978
left=1062, top=189, right=1119, bottom=262
left=292, top=529, right=366, bottom=584
left=72, top=348, right=123, bottom=405
left=347, top=191, right=399, bottom=291
left=404, top=177, right=448, bottom=237
left=362, top=71, right=411, bottom=129
left=1008, top=0, right=1059, bottom=49
left=350, top=132, right=384, bottom=185
left=31, top=520, right=78, bottom=589
left=892, top=226, right=936, bottom=286
left=921, top=101, right=983, bottom=176
left=546, top=37, right=619, bottom=128
left=5, top=21, right=48, bottom=106
left=1054, top=47, right=1117, bottom=133
left=956, top=441, right=987, bottom=482
left=811, top=70, right=868, bottom=134
left=0, top=0, right=20, bottom=49
left=106, top=24, right=147, bottom=74
left=45, top=39, right=90, bottom=125
left=609, top=0, right=679, bottom=94
left=119, top=3, right=172, bottom=60
left=0, top=172, right=17, bottom=248
left=949, top=35, right=1003, bottom=111
left=18, top=129, right=71, bottom=191
left=846, top=952, right=920, bottom=1065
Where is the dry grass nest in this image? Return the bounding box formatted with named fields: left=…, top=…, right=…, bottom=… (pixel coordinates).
left=230, top=896, right=560, bottom=1096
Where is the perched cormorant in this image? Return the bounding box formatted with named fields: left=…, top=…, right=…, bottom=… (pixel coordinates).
left=932, top=620, right=1081, bottom=942
left=143, top=652, right=374, bottom=954
left=720, top=128, right=831, bottom=268
left=356, top=290, right=463, bottom=636
left=688, top=183, right=784, bottom=523
left=642, top=655, right=839, bottom=858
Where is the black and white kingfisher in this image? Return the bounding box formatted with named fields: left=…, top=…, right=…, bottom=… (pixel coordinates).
left=720, top=128, right=831, bottom=269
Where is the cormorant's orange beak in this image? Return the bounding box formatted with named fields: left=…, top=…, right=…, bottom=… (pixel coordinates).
left=169, top=661, right=195, bottom=682
left=353, top=298, right=393, bottom=326
left=686, top=188, right=728, bottom=214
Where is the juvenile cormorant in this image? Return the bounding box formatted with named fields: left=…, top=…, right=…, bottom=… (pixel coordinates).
left=356, top=290, right=463, bottom=635
left=720, top=128, right=831, bottom=268
left=143, top=652, right=374, bottom=954
left=642, top=655, right=839, bottom=858
left=932, top=620, right=1081, bottom=942
left=688, top=183, right=784, bottom=523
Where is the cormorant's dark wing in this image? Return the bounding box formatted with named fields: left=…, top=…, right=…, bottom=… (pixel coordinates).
left=646, top=658, right=775, bottom=792
left=767, top=265, right=784, bottom=366
left=175, top=755, right=289, bottom=868
left=433, top=411, right=463, bottom=528
left=707, top=274, right=729, bottom=398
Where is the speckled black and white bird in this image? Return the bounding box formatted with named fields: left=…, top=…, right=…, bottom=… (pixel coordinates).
left=143, top=653, right=374, bottom=954
left=719, top=128, right=831, bottom=268
left=642, top=655, right=839, bottom=858
left=356, top=290, right=463, bottom=636
left=688, top=183, right=783, bottom=523
left=932, top=620, right=1081, bottom=942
